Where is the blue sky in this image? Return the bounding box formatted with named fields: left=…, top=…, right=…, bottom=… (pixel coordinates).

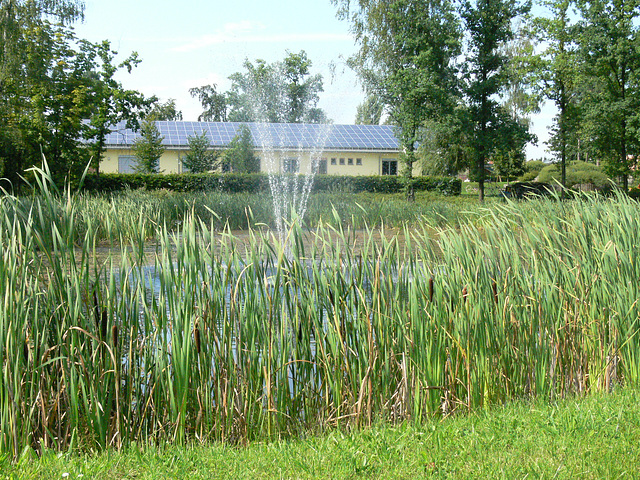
left=73, top=0, right=551, bottom=160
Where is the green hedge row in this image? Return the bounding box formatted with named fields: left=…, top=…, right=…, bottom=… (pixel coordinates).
left=82, top=173, right=461, bottom=196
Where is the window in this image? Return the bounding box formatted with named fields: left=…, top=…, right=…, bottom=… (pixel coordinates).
left=348, top=158, right=353, bottom=165
left=339, top=158, right=345, bottom=165
left=118, top=155, right=136, bottom=173
left=180, top=156, right=190, bottom=173
left=283, top=158, right=299, bottom=173
left=330, top=158, right=337, bottom=165
left=382, top=159, right=398, bottom=176
left=317, top=159, right=327, bottom=174
left=356, top=158, right=362, bottom=165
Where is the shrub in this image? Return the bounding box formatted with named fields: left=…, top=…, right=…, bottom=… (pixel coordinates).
left=537, top=161, right=612, bottom=189
left=518, top=160, right=548, bottom=182
left=83, top=173, right=462, bottom=195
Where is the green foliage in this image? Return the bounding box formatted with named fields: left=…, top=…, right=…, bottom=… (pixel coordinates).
left=335, top=0, right=462, bottom=181
left=81, top=40, right=155, bottom=175
left=147, top=98, right=183, bottom=121
left=82, top=172, right=462, bottom=196
left=419, top=107, right=474, bottom=177
left=461, top=0, right=530, bottom=201
left=0, top=19, right=93, bottom=187
left=0, top=6, right=152, bottom=186
left=192, top=51, right=328, bottom=124
left=518, top=160, right=548, bottom=181
left=220, top=124, right=259, bottom=173
left=576, top=0, right=640, bottom=190
left=189, top=84, right=227, bottom=122
left=181, top=132, right=217, bottom=173
left=227, top=50, right=326, bottom=123
left=533, top=0, right=581, bottom=189
left=354, top=95, right=384, bottom=125
left=537, top=160, right=611, bottom=189
left=132, top=120, right=164, bottom=173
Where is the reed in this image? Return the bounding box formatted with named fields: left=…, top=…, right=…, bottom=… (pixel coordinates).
left=0, top=167, right=639, bottom=456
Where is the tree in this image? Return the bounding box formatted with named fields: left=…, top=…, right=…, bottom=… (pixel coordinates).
left=491, top=108, right=532, bottom=181
left=281, top=51, right=326, bottom=123
left=181, top=131, right=217, bottom=173
left=355, top=95, right=384, bottom=125
left=418, top=108, right=474, bottom=176
left=576, top=0, right=640, bottom=191
left=226, top=51, right=327, bottom=123
left=0, top=0, right=85, bottom=187
left=0, top=0, right=83, bottom=78
left=534, top=0, right=581, bottom=190
left=132, top=119, right=164, bottom=173
left=82, top=40, right=154, bottom=176
left=461, top=0, right=529, bottom=201
left=220, top=124, right=259, bottom=173
left=190, top=52, right=327, bottom=124
left=333, top=0, right=462, bottom=199
left=27, top=24, right=94, bottom=184
left=147, top=98, right=182, bottom=121
left=189, top=84, right=228, bottom=121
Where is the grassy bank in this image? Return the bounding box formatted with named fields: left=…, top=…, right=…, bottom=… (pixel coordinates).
left=2, top=386, right=638, bottom=479
left=1, top=166, right=639, bottom=457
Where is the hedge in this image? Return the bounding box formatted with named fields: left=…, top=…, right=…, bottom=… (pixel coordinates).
left=82, top=173, right=461, bottom=196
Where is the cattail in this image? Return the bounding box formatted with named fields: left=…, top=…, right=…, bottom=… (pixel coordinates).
left=194, top=325, right=201, bottom=354
left=93, top=290, right=108, bottom=340
left=111, top=325, right=118, bottom=347
left=491, top=279, right=498, bottom=305
left=101, top=310, right=108, bottom=341
left=428, top=277, right=434, bottom=303
left=462, top=286, right=468, bottom=303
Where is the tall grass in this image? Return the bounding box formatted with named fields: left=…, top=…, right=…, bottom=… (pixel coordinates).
left=1, top=167, right=639, bottom=457
left=14, top=188, right=479, bottom=246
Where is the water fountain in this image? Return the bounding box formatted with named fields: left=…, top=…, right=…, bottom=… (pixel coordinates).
left=252, top=122, right=332, bottom=248
left=242, top=68, right=333, bottom=250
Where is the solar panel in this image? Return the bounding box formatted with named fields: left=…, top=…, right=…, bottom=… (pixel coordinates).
left=102, top=121, right=400, bottom=151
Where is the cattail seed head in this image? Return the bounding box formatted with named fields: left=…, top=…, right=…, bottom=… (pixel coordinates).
left=101, top=311, right=108, bottom=341
left=428, top=277, right=434, bottom=303
left=492, top=279, right=498, bottom=305
left=194, top=325, right=201, bottom=354
left=111, top=325, right=118, bottom=347
left=93, top=290, right=107, bottom=340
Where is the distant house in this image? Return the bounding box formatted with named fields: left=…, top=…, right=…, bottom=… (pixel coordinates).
left=100, top=121, right=409, bottom=176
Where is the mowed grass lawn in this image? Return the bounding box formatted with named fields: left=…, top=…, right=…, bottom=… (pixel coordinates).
left=3, top=387, right=638, bottom=479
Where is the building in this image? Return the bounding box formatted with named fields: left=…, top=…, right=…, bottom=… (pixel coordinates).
left=101, top=121, right=408, bottom=176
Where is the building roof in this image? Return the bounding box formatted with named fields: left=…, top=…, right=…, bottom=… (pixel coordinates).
left=104, top=121, right=399, bottom=152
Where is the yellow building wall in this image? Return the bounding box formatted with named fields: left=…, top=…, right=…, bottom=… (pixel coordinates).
left=101, top=148, right=186, bottom=174
left=102, top=148, right=410, bottom=176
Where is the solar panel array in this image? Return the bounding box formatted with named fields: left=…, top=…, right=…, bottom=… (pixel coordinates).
left=103, top=121, right=399, bottom=151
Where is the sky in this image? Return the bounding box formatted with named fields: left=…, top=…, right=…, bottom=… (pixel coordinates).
left=73, top=0, right=552, bottom=160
